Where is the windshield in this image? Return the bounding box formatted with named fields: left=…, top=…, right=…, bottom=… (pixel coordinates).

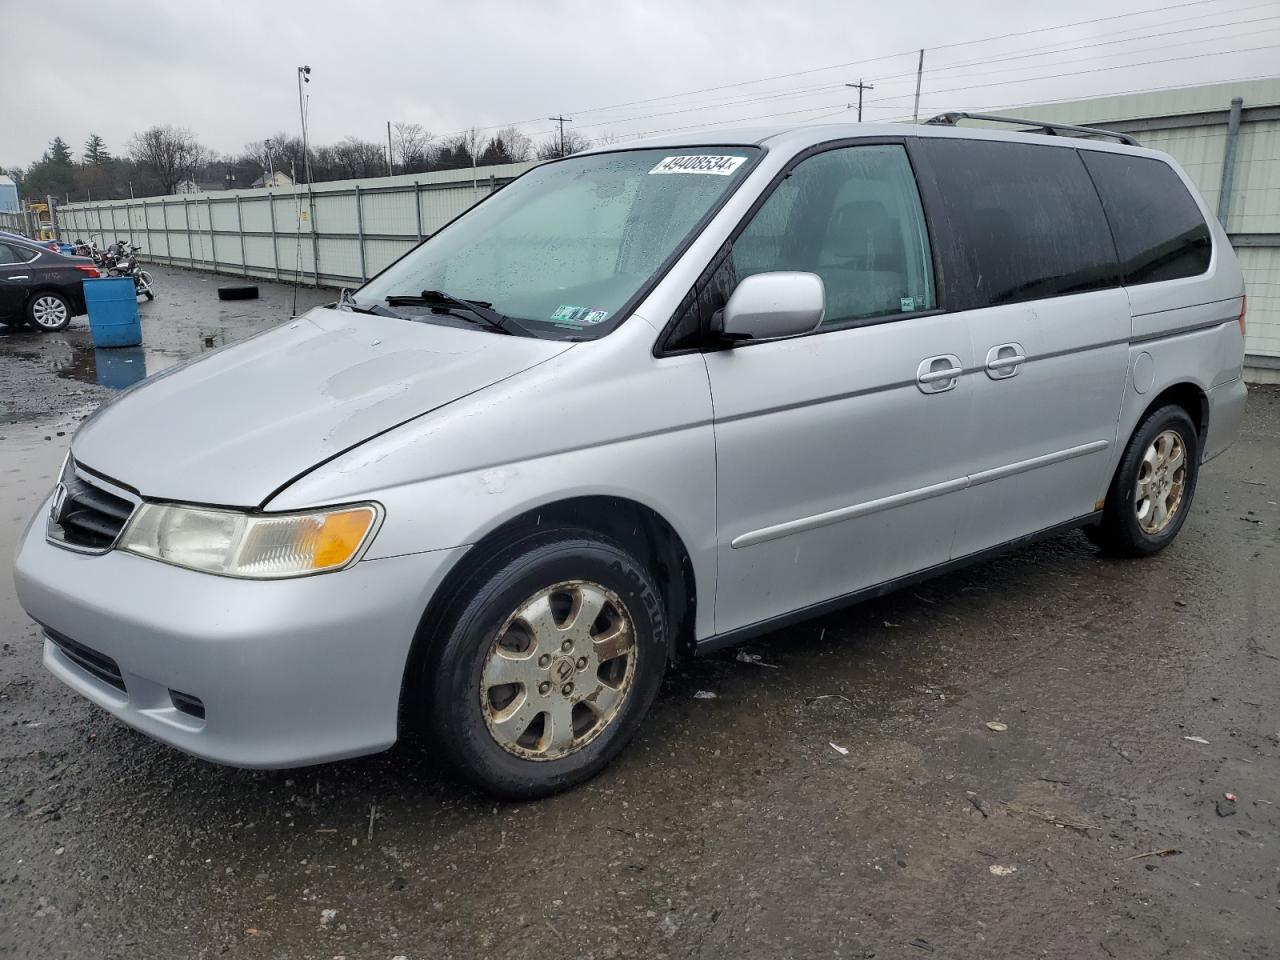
left=358, top=147, right=759, bottom=338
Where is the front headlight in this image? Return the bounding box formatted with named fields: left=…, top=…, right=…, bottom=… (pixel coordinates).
left=118, top=502, right=381, bottom=578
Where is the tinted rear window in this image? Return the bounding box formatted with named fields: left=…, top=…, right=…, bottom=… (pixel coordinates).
left=916, top=138, right=1118, bottom=311
left=1081, top=151, right=1211, bottom=285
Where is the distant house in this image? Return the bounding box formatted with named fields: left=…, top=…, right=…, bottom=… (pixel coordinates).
left=174, top=178, right=226, bottom=195
left=0, top=175, right=18, bottom=213
left=250, top=171, right=294, bottom=189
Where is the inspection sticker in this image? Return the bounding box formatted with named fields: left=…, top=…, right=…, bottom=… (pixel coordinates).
left=649, top=155, right=746, bottom=176
left=550, top=304, right=610, bottom=325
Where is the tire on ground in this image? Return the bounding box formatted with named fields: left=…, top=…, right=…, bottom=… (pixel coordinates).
left=421, top=532, right=668, bottom=799
left=216, top=285, right=259, bottom=301
left=1088, top=403, right=1200, bottom=557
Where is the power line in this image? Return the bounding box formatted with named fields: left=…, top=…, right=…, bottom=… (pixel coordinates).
left=425, top=0, right=1258, bottom=143
left=559, top=0, right=1250, bottom=118
left=610, top=41, right=1278, bottom=142
left=561, top=22, right=1278, bottom=136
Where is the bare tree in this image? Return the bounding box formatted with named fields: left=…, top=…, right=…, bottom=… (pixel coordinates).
left=391, top=122, right=432, bottom=172
left=329, top=137, right=386, bottom=180
left=482, top=126, right=533, bottom=164
left=128, top=125, right=208, bottom=194
left=535, top=130, right=591, bottom=160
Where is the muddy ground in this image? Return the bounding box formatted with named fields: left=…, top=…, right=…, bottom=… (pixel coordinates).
left=0, top=265, right=1276, bottom=960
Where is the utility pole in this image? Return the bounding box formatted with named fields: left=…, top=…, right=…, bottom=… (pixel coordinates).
left=912, top=49, right=924, bottom=123
left=264, top=139, right=274, bottom=182
left=844, top=80, right=875, bottom=122
left=387, top=121, right=394, bottom=177
left=549, top=115, right=573, bottom=157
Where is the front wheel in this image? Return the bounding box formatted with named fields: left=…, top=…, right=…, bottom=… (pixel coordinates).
left=1088, top=404, right=1199, bottom=556
left=423, top=534, right=668, bottom=799
left=138, top=272, right=155, bottom=300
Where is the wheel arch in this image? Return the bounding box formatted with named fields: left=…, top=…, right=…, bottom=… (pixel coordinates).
left=397, top=494, right=698, bottom=734
left=1139, top=381, right=1208, bottom=449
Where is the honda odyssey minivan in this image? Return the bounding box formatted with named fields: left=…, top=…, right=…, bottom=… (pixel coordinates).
left=14, top=116, right=1247, bottom=798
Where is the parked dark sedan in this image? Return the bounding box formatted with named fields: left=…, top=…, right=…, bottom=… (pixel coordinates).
left=0, top=236, right=99, bottom=332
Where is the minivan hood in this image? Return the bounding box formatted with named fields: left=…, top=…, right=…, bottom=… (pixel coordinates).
left=72, top=307, right=572, bottom=506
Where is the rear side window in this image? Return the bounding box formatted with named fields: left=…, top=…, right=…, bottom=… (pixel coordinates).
left=916, top=139, right=1118, bottom=311
left=0, top=243, right=26, bottom=265
left=1080, top=151, right=1212, bottom=285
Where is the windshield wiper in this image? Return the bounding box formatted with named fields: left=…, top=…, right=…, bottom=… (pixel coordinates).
left=385, top=289, right=532, bottom=337
left=335, top=288, right=411, bottom=320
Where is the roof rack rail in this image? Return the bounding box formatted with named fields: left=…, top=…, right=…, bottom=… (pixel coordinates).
left=924, top=111, right=1139, bottom=147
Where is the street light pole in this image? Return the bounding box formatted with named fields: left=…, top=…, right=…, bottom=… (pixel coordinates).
left=844, top=80, right=875, bottom=122
left=297, top=65, right=312, bottom=184
left=264, top=139, right=274, bottom=182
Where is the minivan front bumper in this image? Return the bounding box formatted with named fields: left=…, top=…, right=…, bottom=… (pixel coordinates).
left=14, top=498, right=463, bottom=768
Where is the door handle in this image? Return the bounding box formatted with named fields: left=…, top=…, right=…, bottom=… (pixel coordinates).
left=5, top=276, right=29, bottom=281
left=985, top=342, right=1027, bottom=379
left=916, top=354, right=963, bottom=394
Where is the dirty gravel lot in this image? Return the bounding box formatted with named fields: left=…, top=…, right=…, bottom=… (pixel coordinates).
left=1, top=265, right=1277, bottom=960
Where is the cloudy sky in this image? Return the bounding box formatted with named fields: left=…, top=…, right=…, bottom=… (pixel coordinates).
left=3, top=0, right=1277, bottom=169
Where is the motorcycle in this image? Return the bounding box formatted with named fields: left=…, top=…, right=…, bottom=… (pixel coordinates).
left=103, top=242, right=154, bottom=301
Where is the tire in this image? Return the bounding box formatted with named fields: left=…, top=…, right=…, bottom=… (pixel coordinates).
left=423, top=533, right=668, bottom=799
left=26, top=291, right=72, bottom=332
left=217, top=285, right=258, bottom=301
left=1089, top=404, right=1199, bottom=557
left=141, top=272, right=155, bottom=301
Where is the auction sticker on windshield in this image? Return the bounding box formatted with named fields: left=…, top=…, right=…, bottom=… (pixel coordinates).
left=550, top=304, right=610, bottom=325
left=649, top=155, right=747, bottom=176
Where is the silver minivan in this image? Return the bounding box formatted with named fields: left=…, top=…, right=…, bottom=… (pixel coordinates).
left=14, top=117, right=1248, bottom=797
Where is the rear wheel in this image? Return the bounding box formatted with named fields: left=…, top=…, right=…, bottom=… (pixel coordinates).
left=423, top=533, right=667, bottom=799
left=1089, top=404, right=1199, bottom=556
left=27, top=292, right=71, bottom=332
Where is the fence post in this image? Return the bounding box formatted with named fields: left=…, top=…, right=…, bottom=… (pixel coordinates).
left=160, top=199, right=169, bottom=264
left=1217, top=96, right=1244, bottom=230
left=414, top=180, right=423, bottom=242
left=236, top=195, right=247, bottom=277
left=207, top=197, right=217, bottom=273
left=309, top=185, right=320, bottom=288
left=268, top=192, right=280, bottom=281
left=355, top=185, right=366, bottom=282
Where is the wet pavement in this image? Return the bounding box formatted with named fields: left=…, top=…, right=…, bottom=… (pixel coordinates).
left=1, top=266, right=1278, bottom=959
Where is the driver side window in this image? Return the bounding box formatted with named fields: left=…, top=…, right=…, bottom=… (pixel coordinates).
left=735, top=144, right=936, bottom=329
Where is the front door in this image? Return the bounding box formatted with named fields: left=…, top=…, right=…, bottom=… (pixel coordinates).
left=0, top=243, right=35, bottom=320
left=703, top=142, right=974, bottom=636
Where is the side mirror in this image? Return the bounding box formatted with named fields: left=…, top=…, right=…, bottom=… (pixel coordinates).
left=720, top=272, right=825, bottom=342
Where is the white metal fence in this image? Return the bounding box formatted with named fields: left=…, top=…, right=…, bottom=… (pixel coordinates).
left=51, top=162, right=537, bottom=288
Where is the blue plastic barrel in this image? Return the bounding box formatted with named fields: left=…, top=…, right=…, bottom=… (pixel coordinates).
left=83, top=277, right=141, bottom=348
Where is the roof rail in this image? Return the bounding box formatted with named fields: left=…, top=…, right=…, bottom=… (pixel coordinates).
left=924, top=112, right=1140, bottom=147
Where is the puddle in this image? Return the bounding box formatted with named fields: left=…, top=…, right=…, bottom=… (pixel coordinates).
left=0, top=319, right=276, bottom=390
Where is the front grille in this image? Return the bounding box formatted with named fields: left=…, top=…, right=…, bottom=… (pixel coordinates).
left=47, top=462, right=136, bottom=552
left=45, top=629, right=126, bottom=692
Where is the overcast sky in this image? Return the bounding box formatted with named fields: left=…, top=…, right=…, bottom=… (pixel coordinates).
left=3, top=0, right=1277, bottom=169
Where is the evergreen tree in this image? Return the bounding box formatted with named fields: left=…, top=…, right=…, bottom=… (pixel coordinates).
left=83, top=133, right=111, bottom=165
left=48, top=137, right=73, bottom=165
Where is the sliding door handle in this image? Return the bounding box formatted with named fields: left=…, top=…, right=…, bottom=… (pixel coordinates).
left=916, top=355, right=963, bottom=394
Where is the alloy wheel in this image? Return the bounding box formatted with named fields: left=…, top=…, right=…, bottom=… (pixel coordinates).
left=480, top=580, right=637, bottom=760
left=1134, top=428, right=1186, bottom=534
left=30, top=296, right=69, bottom=330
